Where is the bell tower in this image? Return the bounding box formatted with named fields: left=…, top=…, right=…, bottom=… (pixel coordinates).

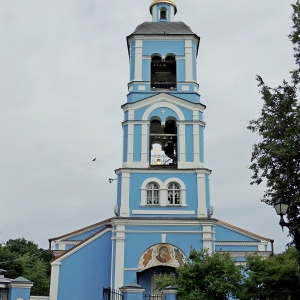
left=111, top=0, right=215, bottom=289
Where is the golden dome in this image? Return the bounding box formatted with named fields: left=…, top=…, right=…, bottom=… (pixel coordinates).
left=150, top=0, right=177, bottom=13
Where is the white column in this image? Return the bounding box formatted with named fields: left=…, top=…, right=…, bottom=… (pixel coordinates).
left=134, top=39, right=143, bottom=81
left=49, top=262, right=61, bottom=300
left=120, top=171, right=130, bottom=217
left=196, top=172, right=207, bottom=217
left=202, top=225, right=213, bottom=253
left=114, top=225, right=125, bottom=289
left=185, top=39, right=193, bottom=82
left=127, top=123, right=134, bottom=164
left=141, top=124, right=148, bottom=163
left=179, top=124, right=186, bottom=164
left=193, top=124, right=200, bottom=163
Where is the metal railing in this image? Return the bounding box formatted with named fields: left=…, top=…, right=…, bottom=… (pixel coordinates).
left=143, top=293, right=165, bottom=300
left=103, top=287, right=123, bottom=300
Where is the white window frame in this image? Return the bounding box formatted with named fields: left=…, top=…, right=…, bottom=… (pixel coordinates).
left=140, top=177, right=186, bottom=207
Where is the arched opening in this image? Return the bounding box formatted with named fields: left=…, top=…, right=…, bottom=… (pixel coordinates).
left=149, top=119, right=177, bottom=167
left=151, top=54, right=176, bottom=90
left=137, top=266, right=176, bottom=295
left=160, top=8, right=167, bottom=20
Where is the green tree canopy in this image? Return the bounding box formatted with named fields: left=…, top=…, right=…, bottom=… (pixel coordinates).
left=241, top=247, right=300, bottom=300
left=0, top=238, right=51, bottom=296
left=248, top=1, right=300, bottom=252
left=155, top=249, right=243, bottom=300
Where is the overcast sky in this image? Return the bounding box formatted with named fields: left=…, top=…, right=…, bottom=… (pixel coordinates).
left=0, top=0, right=297, bottom=253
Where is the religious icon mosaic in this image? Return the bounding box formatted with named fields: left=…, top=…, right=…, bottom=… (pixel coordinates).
left=138, top=243, right=188, bottom=270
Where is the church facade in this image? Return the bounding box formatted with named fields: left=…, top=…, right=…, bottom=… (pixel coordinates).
left=48, top=1, right=272, bottom=299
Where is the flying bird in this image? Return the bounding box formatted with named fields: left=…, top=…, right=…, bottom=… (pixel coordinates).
left=92, top=158, right=96, bottom=161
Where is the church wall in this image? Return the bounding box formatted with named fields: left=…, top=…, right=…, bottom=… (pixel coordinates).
left=123, top=124, right=128, bottom=162
left=176, top=59, right=185, bottom=82
left=143, top=41, right=184, bottom=57
left=127, top=92, right=200, bottom=104
left=185, top=125, right=194, bottom=162
left=68, top=227, right=104, bottom=241
left=215, top=225, right=259, bottom=242
left=56, top=232, right=112, bottom=300
left=200, top=126, right=204, bottom=162
left=215, top=245, right=259, bottom=252
left=142, top=59, right=150, bottom=81
left=133, top=125, right=142, bottom=162
left=130, top=41, right=135, bottom=81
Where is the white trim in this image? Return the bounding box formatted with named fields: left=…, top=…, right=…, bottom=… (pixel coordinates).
left=114, top=225, right=125, bottom=289
left=179, top=124, right=185, bottom=163
left=110, top=217, right=217, bottom=227
left=185, top=39, right=193, bottom=81
left=161, top=233, right=166, bottom=243
left=120, top=172, right=130, bottom=217
left=122, top=161, right=149, bottom=168
left=140, top=177, right=187, bottom=207
left=126, top=230, right=203, bottom=234
left=177, top=162, right=205, bottom=168
left=49, top=262, right=61, bottom=300
left=138, top=85, right=146, bottom=91
left=181, top=86, right=189, bottom=91
left=215, top=242, right=269, bottom=246
left=165, top=177, right=187, bottom=206
left=134, top=39, right=143, bottom=81
left=122, top=92, right=205, bottom=113
left=142, top=101, right=185, bottom=121
left=127, top=123, right=134, bottom=164
left=115, top=168, right=211, bottom=175
left=193, top=124, right=200, bottom=163
left=140, top=177, right=164, bottom=206
left=141, top=124, right=148, bottom=163
left=132, top=210, right=195, bottom=215
left=203, top=225, right=214, bottom=253
left=196, top=171, right=208, bottom=217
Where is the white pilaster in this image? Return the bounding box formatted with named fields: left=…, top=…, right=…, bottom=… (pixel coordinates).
left=127, top=123, right=134, bottom=164
left=202, top=225, right=213, bottom=253
left=141, top=124, right=148, bottom=163
left=193, top=124, right=200, bottom=163
left=114, top=225, right=125, bottom=289
left=196, top=172, right=207, bottom=217
left=179, top=124, right=186, bottom=164
left=49, top=262, right=61, bottom=300
left=120, top=172, right=130, bottom=217
left=134, top=39, right=143, bottom=81
left=185, top=39, right=193, bottom=82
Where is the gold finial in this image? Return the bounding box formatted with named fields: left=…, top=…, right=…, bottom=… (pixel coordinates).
left=150, top=0, right=177, bottom=14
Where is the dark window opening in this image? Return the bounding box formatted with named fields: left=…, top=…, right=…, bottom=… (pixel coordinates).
left=149, top=119, right=177, bottom=167
left=160, top=9, right=167, bottom=20
left=151, top=55, right=176, bottom=90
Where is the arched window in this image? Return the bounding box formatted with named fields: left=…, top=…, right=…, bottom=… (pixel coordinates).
left=160, top=8, right=167, bottom=20
left=146, top=182, right=160, bottom=205
left=149, top=119, right=177, bottom=167
left=167, top=182, right=181, bottom=205
left=151, top=54, right=176, bottom=90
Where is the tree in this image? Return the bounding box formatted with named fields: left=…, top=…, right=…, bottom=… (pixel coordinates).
left=248, top=1, right=300, bottom=255
left=0, top=238, right=51, bottom=296
left=240, top=247, right=300, bottom=300
left=154, top=249, right=243, bottom=300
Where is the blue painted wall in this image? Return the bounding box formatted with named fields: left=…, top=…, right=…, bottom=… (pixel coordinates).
left=57, top=231, right=112, bottom=300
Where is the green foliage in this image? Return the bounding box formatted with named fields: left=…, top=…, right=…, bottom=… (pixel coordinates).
left=240, top=247, right=300, bottom=300
left=248, top=1, right=300, bottom=251
left=155, top=249, right=243, bottom=300
left=0, top=238, right=51, bottom=296
left=155, top=248, right=300, bottom=300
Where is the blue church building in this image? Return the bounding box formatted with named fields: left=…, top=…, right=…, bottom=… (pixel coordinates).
left=48, top=1, right=272, bottom=299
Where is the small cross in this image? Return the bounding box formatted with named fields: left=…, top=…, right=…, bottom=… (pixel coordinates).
left=161, top=109, right=166, bottom=115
